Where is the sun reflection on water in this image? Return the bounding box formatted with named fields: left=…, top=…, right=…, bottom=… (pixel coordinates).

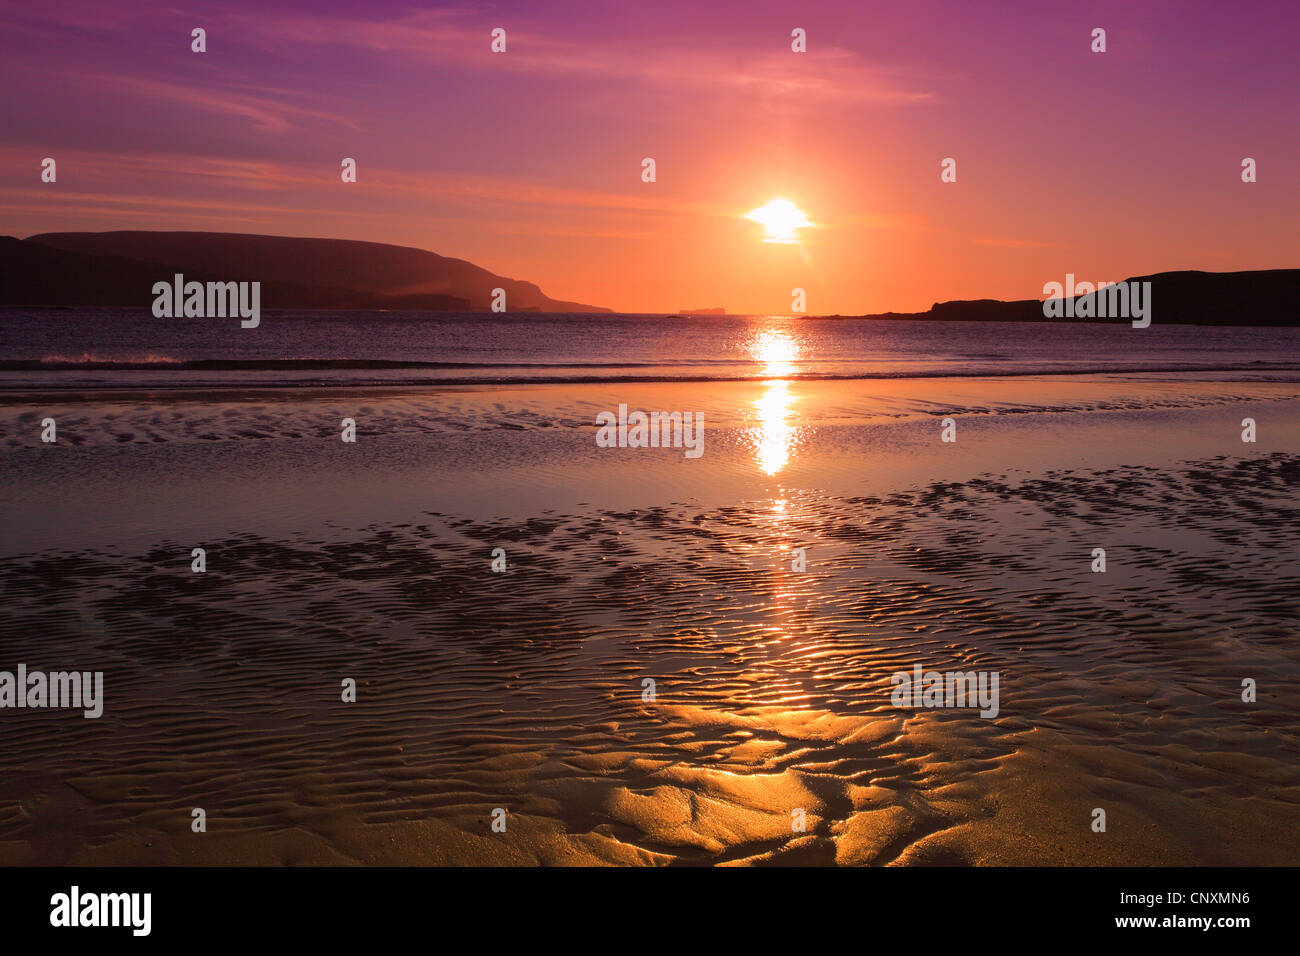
left=754, top=330, right=799, bottom=377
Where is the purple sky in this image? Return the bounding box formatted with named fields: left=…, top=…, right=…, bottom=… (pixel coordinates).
left=2, top=0, right=1298, bottom=313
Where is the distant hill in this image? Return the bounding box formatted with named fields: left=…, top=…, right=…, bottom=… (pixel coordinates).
left=0, top=236, right=471, bottom=310
left=4, top=236, right=1294, bottom=324
left=2, top=231, right=611, bottom=312
left=819, top=270, right=1300, bottom=326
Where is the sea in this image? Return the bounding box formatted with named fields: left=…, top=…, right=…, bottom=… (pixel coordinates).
left=2, top=308, right=1298, bottom=391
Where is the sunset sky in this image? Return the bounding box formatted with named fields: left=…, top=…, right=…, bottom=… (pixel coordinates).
left=2, top=0, right=1297, bottom=315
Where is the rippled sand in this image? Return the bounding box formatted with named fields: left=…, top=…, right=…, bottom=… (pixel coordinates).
left=0, top=375, right=1297, bottom=865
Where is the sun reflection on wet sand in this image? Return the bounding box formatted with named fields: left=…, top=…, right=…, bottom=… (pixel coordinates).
left=754, top=383, right=795, bottom=475
left=749, top=329, right=803, bottom=475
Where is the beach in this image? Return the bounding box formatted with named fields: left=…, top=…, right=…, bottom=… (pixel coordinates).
left=2, top=359, right=1298, bottom=865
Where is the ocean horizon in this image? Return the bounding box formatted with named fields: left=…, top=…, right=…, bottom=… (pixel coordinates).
left=3, top=309, right=1299, bottom=391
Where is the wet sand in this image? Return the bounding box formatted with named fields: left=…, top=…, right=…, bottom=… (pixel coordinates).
left=0, top=374, right=1297, bottom=865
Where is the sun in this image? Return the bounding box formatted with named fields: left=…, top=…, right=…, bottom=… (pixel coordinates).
left=745, top=199, right=812, bottom=244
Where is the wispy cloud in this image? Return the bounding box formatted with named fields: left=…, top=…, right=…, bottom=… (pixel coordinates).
left=233, top=8, right=939, bottom=105
left=0, top=144, right=755, bottom=246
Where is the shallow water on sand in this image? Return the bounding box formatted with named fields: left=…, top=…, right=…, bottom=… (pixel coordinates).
left=0, top=375, right=1297, bottom=865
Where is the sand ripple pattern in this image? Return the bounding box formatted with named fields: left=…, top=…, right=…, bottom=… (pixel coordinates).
left=0, top=454, right=1297, bottom=865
